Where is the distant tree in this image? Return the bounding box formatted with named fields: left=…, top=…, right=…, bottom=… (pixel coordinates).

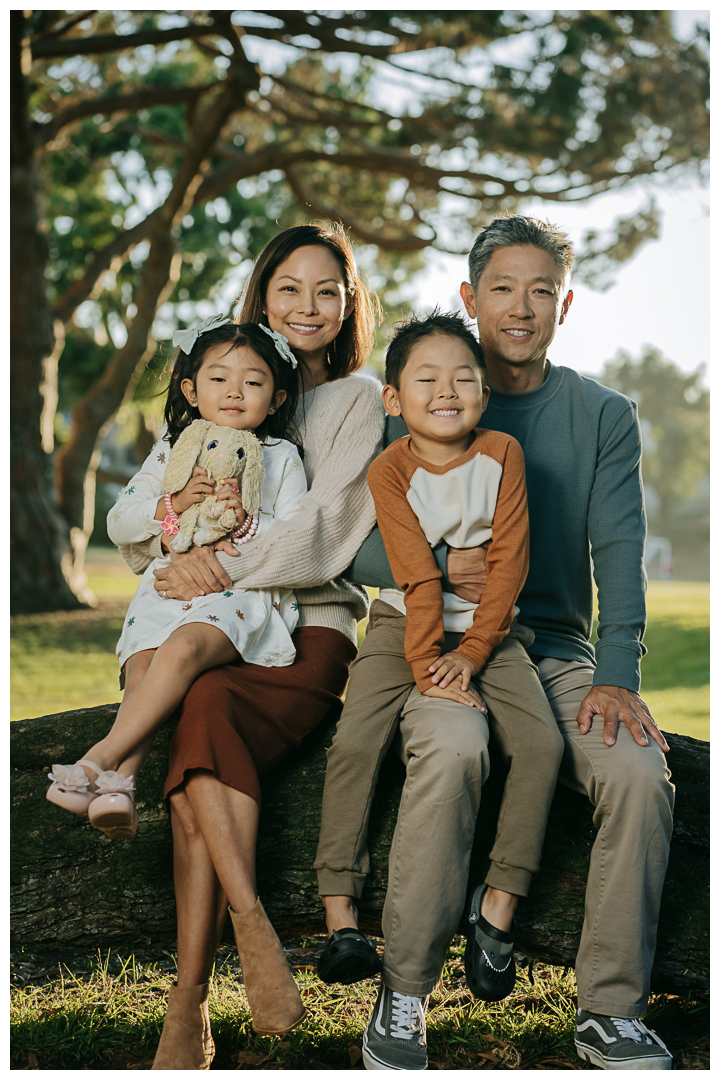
left=599, top=348, right=709, bottom=530
left=11, top=10, right=709, bottom=611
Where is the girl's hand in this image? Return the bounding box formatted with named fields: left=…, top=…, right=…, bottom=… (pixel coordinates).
left=215, top=479, right=247, bottom=527
left=428, top=650, right=478, bottom=691
left=172, top=467, right=215, bottom=515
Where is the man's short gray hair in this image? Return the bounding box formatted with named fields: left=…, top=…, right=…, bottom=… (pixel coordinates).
left=468, top=214, right=574, bottom=289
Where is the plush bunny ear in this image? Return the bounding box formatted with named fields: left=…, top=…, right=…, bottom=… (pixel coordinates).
left=237, top=432, right=265, bottom=514
left=163, top=420, right=211, bottom=494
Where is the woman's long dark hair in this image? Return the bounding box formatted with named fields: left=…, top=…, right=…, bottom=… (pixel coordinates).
left=164, top=322, right=301, bottom=448
left=237, top=222, right=380, bottom=380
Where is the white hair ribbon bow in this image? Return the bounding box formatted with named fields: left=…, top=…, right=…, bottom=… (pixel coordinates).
left=172, top=313, right=232, bottom=355
left=259, top=324, right=298, bottom=368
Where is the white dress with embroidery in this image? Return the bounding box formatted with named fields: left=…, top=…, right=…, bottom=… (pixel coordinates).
left=109, top=436, right=307, bottom=685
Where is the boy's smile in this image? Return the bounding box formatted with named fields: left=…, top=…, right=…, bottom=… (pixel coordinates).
left=382, top=333, right=489, bottom=466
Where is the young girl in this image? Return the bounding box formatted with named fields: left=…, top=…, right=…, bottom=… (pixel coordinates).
left=46, top=318, right=306, bottom=837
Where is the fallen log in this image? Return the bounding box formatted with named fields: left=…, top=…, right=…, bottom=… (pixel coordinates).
left=11, top=705, right=708, bottom=995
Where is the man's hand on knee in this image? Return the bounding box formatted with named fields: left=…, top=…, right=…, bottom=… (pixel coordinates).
left=576, top=685, right=669, bottom=752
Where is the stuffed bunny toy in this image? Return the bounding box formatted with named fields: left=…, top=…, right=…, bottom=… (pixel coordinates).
left=163, top=420, right=265, bottom=552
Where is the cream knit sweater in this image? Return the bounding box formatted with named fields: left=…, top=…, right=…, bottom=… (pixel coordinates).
left=118, top=372, right=385, bottom=643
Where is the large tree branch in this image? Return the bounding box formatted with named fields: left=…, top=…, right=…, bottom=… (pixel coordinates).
left=52, top=62, right=258, bottom=324
left=37, top=83, right=217, bottom=145
left=30, top=22, right=218, bottom=60
left=238, top=11, right=520, bottom=61
left=52, top=214, right=160, bottom=325
left=195, top=145, right=509, bottom=204
left=32, top=11, right=97, bottom=42
left=285, top=165, right=433, bottom=252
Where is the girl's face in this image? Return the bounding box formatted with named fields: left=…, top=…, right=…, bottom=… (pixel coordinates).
left=181, top=344, right=286, bottom=431
left=264, top=245, right=354, bottom=360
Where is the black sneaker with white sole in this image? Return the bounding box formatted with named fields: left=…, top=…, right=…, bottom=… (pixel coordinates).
left=362, top=983, right=429, bottom=1070
left=574, top=1008, right=672, bottom=1070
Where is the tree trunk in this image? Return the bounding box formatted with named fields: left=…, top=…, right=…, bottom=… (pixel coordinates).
left=10, top=706, right=708, bottom=995
left=10, top=11, right=92, bottom=614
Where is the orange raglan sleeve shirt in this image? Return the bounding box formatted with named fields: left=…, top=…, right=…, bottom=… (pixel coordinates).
left=367, top=430, right=530, bottom=693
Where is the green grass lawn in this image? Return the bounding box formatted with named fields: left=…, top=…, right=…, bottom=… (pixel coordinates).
left=10, top=939, right=709, bottom=1070
left=636, top=581, right=709, bottom=741
left=11, top=550, right=709, bottom=740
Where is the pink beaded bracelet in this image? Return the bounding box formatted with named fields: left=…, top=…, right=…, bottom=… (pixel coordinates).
left=160, top=492, right=180, bottom=537
left=231, top=512, right=259, bottom=545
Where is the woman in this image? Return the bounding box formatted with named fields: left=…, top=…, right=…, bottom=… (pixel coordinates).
left=116, top=223, right=385, bottom=1068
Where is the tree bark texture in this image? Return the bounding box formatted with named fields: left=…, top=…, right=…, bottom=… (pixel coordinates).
left=11, top=706, right=708, bottom=995
left=10, top=11, right=90, bottom=615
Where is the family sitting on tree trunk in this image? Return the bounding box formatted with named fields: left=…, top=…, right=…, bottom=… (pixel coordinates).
left=46, top=217, right=675, bottom=1071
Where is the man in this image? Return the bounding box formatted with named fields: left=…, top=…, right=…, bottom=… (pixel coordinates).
left=349, top=215, right=674, bottom=1070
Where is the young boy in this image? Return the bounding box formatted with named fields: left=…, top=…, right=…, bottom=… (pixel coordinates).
left=313, top=312, right=564, bottom=1071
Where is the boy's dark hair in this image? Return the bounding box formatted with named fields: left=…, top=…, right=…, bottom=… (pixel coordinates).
left=385, top=309, right=485, bottom=390
left=164, top=321, right=300, bottom=448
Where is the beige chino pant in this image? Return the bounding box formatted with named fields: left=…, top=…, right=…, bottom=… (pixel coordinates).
left=314, top=600, right=564, bottom=996
left=536, top=658, right=675, bottom=1017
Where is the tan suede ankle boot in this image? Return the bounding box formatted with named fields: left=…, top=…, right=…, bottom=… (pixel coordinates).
left=151, top=982, right=215, bottom=1070
left=230, top=898, right=306, bottom=1035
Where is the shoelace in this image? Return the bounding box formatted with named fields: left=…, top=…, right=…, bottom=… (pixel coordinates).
left=390, top=992, right=427, bottom=1044
left=612, top=1018, right=657, bottom=1045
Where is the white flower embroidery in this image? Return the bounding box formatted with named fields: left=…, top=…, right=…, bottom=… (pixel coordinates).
left=94, top=770, right=135, bottom=793
left=47, top=763, right=91, bottom=792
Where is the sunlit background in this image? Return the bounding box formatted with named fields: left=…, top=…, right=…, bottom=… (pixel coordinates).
left=12, top=10, right=709, bottom=742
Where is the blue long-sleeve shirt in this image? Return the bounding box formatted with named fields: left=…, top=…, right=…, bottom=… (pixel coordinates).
left=348, top=362, right=647, bottom=692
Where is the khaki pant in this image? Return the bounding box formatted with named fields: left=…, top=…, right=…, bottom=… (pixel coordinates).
left=536, top=658, right=675, bottom=1017
left=314, top=601, right=564, bottom=995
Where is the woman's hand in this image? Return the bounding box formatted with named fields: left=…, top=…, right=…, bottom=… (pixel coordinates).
left=153, top=546, right=232, bottom=599
left=215, top=479, right=247, bottom=528
left=171, top=467, right=216, bottom=515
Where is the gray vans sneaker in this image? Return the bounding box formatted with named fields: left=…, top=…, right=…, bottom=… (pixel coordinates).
left=362, top=983, right=429, bottom=1070
left=574, top=1009, right=672, bottom=1069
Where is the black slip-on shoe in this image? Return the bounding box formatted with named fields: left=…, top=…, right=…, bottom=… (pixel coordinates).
left=317, top=927, right=383, bottom=985
left=463, top=882, right=516, bottom=1001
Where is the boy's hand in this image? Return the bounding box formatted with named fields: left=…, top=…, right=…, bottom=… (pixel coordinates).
left=172, top=467, right=215, bottom=514
left=423, top=683, right=486, bottom=710
left=428, top=650, right=478, bottom=691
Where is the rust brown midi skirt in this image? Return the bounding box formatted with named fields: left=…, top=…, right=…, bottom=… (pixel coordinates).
left=164, top=626, right=356, bottom=806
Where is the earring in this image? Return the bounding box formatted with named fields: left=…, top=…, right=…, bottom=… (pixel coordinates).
left=190, top=399, right=197, bottom=406
left=268, top=406, right=276, bottom=414
left=326, top=350, right=332, bottom=367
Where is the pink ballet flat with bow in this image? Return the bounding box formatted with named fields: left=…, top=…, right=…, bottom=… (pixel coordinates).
left=87, top=770, right=136, bottom=833
left=46, top=759, right=104, bottom=816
